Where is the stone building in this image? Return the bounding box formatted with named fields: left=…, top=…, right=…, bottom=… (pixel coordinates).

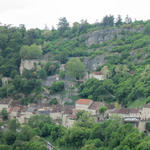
left=75, top=99, right=93, bottom=111
left=0, top=99, right=10, bottom=111
left=89, top=72, right=106, bottom=80
left=141, top=103, right=150, bottom=120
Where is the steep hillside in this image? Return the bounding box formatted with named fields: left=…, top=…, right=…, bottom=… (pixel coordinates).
left=0, top=18, right=150, bottom=107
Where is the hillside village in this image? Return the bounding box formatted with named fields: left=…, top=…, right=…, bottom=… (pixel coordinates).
left=2, top=15, right=150, bottom=149
left=1, top=97, right=150, bottom=132
left=1, top=22, right=150, bottom=133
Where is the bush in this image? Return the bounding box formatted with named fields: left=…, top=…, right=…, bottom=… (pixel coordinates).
left=59, top=71, right=65, bottom=79
left=146, top=121, right=150, bottom=132
left=49, top=98, right=58, bottom=105
left=50, top=81, right=65, bottom=93
left=144, top=23, right=150, bottom=35
left=20, top=44, right=42, bottom=59
left=44, top=62, right=59, bottom=76
left=37, top=69, right=47, bottom=79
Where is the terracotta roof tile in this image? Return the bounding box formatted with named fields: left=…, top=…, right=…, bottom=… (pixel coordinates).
left=76, top=99, right=93, bottom=105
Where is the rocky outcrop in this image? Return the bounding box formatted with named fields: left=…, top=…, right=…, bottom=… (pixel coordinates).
left=84, top=55, right=105, bottom=71
left=86, top=28, right=120, bottom=46
left=20, top=59, right=46, bottom=75
left=42, top=75, right=59, bottom=86
left=1, top=77, right=12, bottom=86
left=85, top=27, right=143, bottom=46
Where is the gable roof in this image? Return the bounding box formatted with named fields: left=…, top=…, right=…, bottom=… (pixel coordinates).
left=113, top=108, right=139, bottom=114
left=91, top=72, right=103, bottom=75
left=144, top=103, right=150, bottom=108
left=50, top=104, right=63, bottom=113
left=63, top=105, right=74, bottom=114
left=88, top=102, right=104, bottom=110
left=76, top=99, right=93, bottom=105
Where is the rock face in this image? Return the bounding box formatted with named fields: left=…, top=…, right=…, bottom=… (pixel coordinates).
left=1, top=77, right=12, bottom=86
left=86, top=28, right=120, bottom=46
left=42, top=75, right=59, bottom=86
left=85, top=27, right=143, bottom=46
left=84, top=55, right=105, bottom=71
left=20, top=59, right=46, bottom=75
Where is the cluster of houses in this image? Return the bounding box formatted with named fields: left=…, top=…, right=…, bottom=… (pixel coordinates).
left=1, top=98, right=150, bottom=131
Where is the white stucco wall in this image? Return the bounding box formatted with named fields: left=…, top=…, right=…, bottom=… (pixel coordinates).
left=75, top=104, right=90, bottom=111
left=62, top=114, right=75, bottom=128
left=50, top=112, right=62, bottom=120
left=0, top=104, right=9, bottom=111
left=89, top=74, right=105, bottom=80
left=109, top=112, right=140, bottom=119
left=141, top=108, right=150, bottom=120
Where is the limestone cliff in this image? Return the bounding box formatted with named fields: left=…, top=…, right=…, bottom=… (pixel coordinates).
left=20, top=59, right=46, bottom=75
left=85, top=27, right=143, bottom=46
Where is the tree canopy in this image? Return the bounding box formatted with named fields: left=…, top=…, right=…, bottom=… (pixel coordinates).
left=66, top=58, right=85, bottom=80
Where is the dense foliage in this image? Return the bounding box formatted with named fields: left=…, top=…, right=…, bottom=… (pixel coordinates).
left=0, top=114, right=150, bottom=150
left=0, top=16, right=150, bottom=107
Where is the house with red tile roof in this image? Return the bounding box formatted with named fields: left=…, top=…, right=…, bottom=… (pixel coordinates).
left=75, top=99, right=93, bottom=111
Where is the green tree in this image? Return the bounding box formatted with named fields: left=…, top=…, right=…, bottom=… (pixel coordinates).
left=18, top=125, right=36, bottom=141
left=75, top=111, right=95, bottom=128
left=99, top=106, right=107, bottom=117
left=116, top=15, right=123, bottom=26
left=20, top=44, right=42, bottom=59
left=28, top=115, right=51, bottom=128
left=81, top=144, right=98, bottom=150
left=44, top=62, right=59, bottom=76
left=136, top=140, right=150, bottom=150
left=26, top=136, right=47, bottom=150
left=57, top=52, right=68, bottom=64
left=4, top=130, right=16, bottom=145
left=125, top=15, right=132, bottom=24
left=37, top=69, right=47, bottom=79
left=146, top=96, right=150, bottom=104
left=1, top=108, right=8, bottom=121
left=57, top=17, right=69, bottom=33
left=62, top=126, right=90, bottom=147
left=145, top=121, right=150, bottom=132
left=66, top=58, right=85, bottom=80
left=8, top=119, right=20, bottom=132
left=102, top=15, right=114, bottom=26
left=144, top=23, right=150, bottom=35
left=50, top=81, right=65, bottom=93
left=0, top=145, right=11, bottom=150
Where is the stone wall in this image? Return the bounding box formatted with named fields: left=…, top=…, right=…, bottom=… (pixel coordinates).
left=138, top=121, right=146, bottom=132
left=20, top=59, right=46, bottom=75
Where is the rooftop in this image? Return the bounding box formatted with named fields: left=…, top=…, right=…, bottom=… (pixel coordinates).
left=144, top=103, right=150, bottom=108
left=91, top=72, right=103, bottom=75
left=63, top=105, right=74, bottom=114
left=50, top=104, right=63, bottom=113
left=106, top=103, right=115, bottom=110
left=89, top=102, right=104, bottom=110
left=76, top=99, right=93, bottom=105
left=113, top=108, right=139, bottom=114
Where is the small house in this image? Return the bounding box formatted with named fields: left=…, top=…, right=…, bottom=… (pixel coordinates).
left=75, top=99, right=93, bottom=111
left=89, top=72, right=106, bottom=80
left=109, top=108, right=140, bottom=122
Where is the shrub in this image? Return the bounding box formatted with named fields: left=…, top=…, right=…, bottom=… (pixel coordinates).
left=50, top=81, right=65, bottom=93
